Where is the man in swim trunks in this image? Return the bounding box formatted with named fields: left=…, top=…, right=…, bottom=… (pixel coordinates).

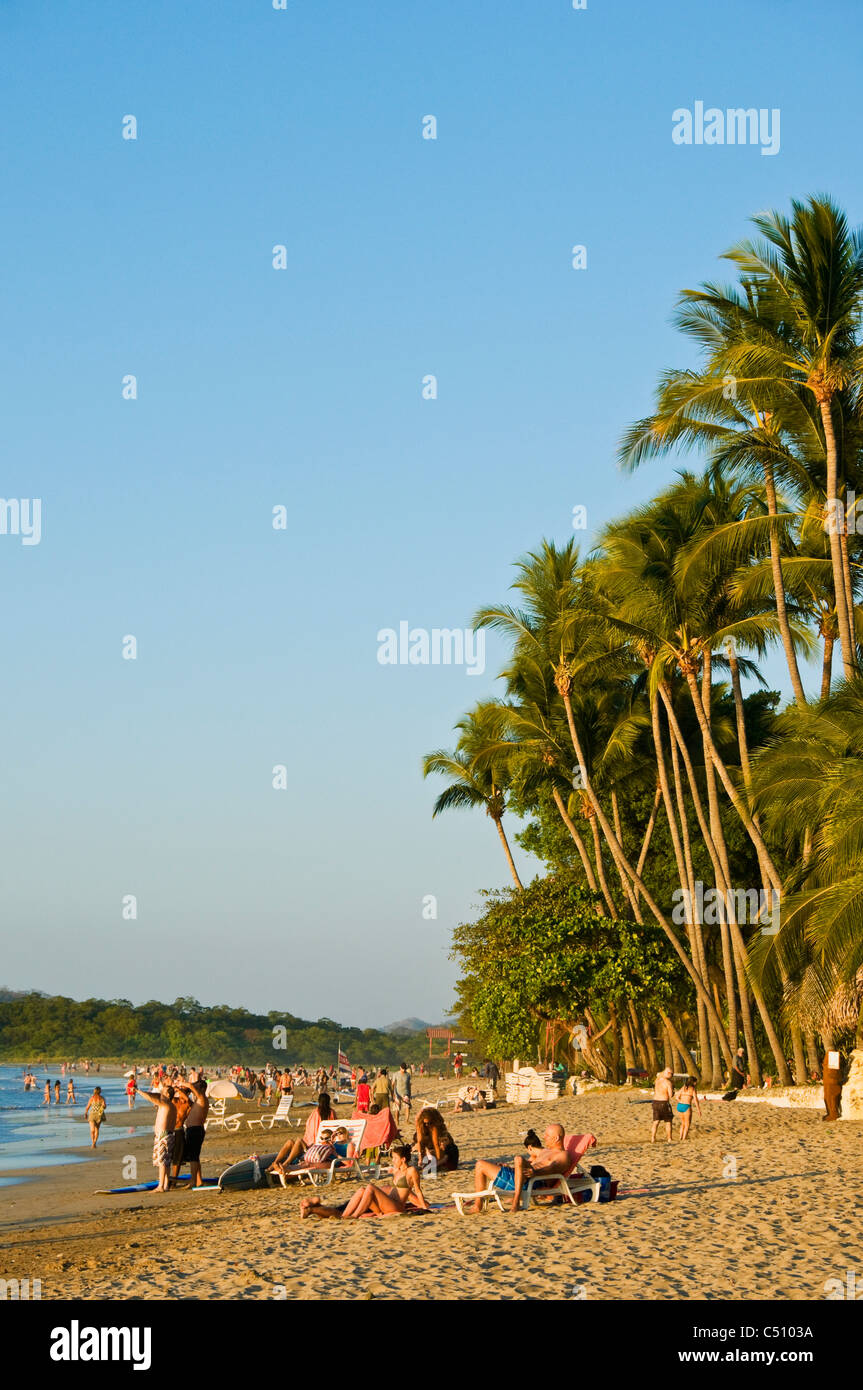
left=651, top=1067, right=674, bottom=1142
left=175, top=1078, right=209, bottom=1187
left=468, top=1123, right=572, bottom=1213
left=141, top=1083, right=178, bottom=1191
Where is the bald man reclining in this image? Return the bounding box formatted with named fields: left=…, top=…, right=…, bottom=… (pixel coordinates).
left=468, top=1122, right=573, bottom=1213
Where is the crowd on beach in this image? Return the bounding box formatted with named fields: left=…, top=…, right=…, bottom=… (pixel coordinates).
left=21, top=1041, right=848, bottom=1218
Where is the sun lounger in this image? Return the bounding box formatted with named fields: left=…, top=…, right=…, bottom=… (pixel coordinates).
left=451, top=1133, right=600, bottom=1213
left=246, top=1095, right=297, bottom=1130
left=275, top=1118, right=373, bottom=1186
left=204, top=1110, right=243, bottom=1132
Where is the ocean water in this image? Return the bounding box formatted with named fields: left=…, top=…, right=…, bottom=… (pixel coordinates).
left=0, top=1064, right=148, bottom=1180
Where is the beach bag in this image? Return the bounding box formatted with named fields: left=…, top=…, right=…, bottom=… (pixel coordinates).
left=589, top=1164, right=613, bottom=1202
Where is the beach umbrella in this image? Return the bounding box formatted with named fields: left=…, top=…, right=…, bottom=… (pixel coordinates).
left=206, top=1079, right=241, bottom=1099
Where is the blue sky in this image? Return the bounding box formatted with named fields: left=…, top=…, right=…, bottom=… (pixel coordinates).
left=0, top=0, right=859, bottom=1029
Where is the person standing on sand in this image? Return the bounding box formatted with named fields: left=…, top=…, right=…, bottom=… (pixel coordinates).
left=141, top=1084, right=178, bottom=1191
left=651, top=1067, right=675, bottom=1142
left=730, top=1047, right=747, bottom=1090
left=393, top=1062, right=412, bottom=1123
left=84, top=1087, right=107, bottom=1147
left=355, top=1073, right=371, bottom=1113
left=674, top=1076, right=701, bottom=1140
left=373, top=1068, right=393, bottom=1113
left=126, top=1074, right=138, bottom=1109
left=169, top=1082, right=192, bottom=1186
left=822, top=1048, right=844, bottom=1121
left=176, top=1078, right=209, bottom=1186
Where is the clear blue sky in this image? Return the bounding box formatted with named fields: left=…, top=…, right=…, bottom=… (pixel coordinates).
left=0, top=0, right=858, bottom=1028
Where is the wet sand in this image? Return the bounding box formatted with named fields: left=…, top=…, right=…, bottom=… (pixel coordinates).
left=1, top=1083, right=860, bottom=1300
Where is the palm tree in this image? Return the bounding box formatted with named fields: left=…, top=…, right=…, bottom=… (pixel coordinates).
left=474, top=540, right=736, bottom=1072
left=422, top=708, right=525, bottom=890
left=684, top=197, right=863, bottom=677
left=751, top=682, right=863, bottom=1048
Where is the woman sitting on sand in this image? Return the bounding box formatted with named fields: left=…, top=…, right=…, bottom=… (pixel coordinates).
left=300, top=1144, right=430, bottom=1219
left=415, top=1106, right=459, bottom=1172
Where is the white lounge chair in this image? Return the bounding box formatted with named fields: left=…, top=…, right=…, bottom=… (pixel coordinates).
left=204, top=1101, right=243, bottom=1133
left=247, top=1095, right=297, bottom=1130
left=275, top=1118, right=372, bottom=1187
left=452, top=1186, right=507, bottom=1215
left=522, top=1164, right=601, bottom=1207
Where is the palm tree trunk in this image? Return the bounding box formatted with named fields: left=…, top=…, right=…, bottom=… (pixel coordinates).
left=551, top=786, right=599, bottom=893
left=660, top=1008, right=699, bottom=1081
left=820, top=624, right=834, bottom=702
left=839, top=527, right=857, bottom=662
left=681, top=666, right=783, bottom=895
left=641, top=1013, right=660, bottom=1073
left=589, top=812, right=619, bottom=919
left=727, top=647, right=754, bottom=793
left=660, top=1017, right=674, bottom=1070
left=668, top=709, right=717, bottom=1083
left=789, top=1018, right=807, bottom=1086
left=559, top=685, right=734, bottom=1069
left=611, top=790, right=642, bottom=919
left=661, top=679, right=739, bottom=1057
left=493, top=816, right=524, bottom=890
left=608, top=1000, right=622, bottom=1084
left=635, top=784, right=663, bottom=899
left=661, top=682, right=791, bottom=1084
left=763, top=457, right=808, bottom=706
left=818, top=396, right=856, bottom=678
left=804, top=1029, right=819, bottom=1079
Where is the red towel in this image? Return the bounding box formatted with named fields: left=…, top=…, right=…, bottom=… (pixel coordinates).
left=563, top=1132, right=597, bottom=1174
left=352, top=1107, right=398, bottom=1149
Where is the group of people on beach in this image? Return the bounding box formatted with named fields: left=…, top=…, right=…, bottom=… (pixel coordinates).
left=39, top=1077, right=77, bottom=1106
left=139, top=1070, right=210, bottom=1190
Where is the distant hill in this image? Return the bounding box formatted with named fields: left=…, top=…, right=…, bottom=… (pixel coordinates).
left=384, top=1017, right=432, bottom=1035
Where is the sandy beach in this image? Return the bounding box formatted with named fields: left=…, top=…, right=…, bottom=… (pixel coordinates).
left=1, top=1082, right=860, bottom=1301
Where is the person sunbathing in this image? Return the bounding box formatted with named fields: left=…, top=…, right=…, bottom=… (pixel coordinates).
left=268, top=1094, right=337, bottom=1172
left=269, top=1130, right=336, bottom=1176
left=330, top=1126, right=357, bottom=1162
left=468, top=1122, right=573, bottom=1212
left=299, top=1144, right=430, bottom=1219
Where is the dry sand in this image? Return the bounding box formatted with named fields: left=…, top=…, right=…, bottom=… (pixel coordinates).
left=1, top=1081, right=860, bottom=1300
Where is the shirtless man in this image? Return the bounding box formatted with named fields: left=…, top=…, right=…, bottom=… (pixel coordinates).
left=169, top=1083, right=192, bottom=1186
left=175, top=1078, right=209, bottom=1187
left=469, top=1122, right=573, bottom=1212
left=141, top=1084, right=178, bottom=1191
left=651, top=1067, right=674, bottom=1142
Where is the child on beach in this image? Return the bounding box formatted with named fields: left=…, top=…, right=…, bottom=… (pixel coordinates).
left=674, top=1077, right=702, bottom=1140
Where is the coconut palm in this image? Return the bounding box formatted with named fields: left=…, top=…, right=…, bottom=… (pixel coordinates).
left=422, top=707, right=525, bottom=890
left=751, top=682, right=863, bottom=1046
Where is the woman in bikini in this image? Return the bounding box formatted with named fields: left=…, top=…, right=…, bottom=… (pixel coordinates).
left=300, top=1144, right=430, bottom=1219
left=674, top=1076, right=702, bottom=1141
